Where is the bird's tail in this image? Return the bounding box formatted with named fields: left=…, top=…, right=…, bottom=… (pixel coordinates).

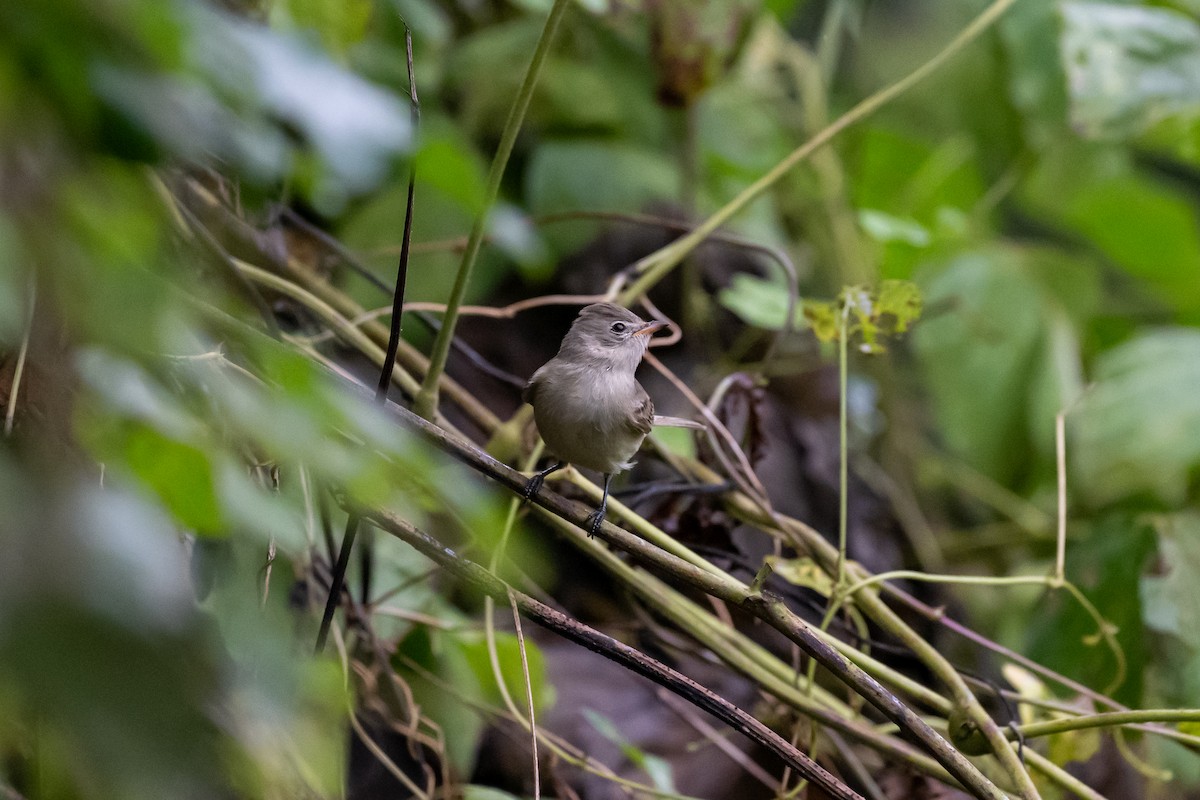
left=652, top=415, right=706, bottom=430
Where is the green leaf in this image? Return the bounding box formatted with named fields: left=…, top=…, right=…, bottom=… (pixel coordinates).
left=913, top=250, right=1045, bottom=482
left=1026, top=513, right=1156, bottom=706
left=858, top=209, right=931, bottom=247
left=875, top=279, right=923, bottom=335
left=394, top=627, right=487, bottom=774
left=1071, top=329, right=1200, bottom=506
left=650, top=426, right=697, bottom=461
left=1055, top=169, right=1200, bottom=315
left=1140, top=512, right=1200, bottom=650
left=268, top=0, right=373, bottom=56
left=525, top=140, right=679, bottom=254
left=717, top=273, right=802, bottom=331
left=202, top=7, right=412, bottom=198
left=1047, top=724, right=1102, bottom=767
left=415, top=131, right=488, bottom=214
left=770, top=557, right=834, bottom=596
left=1061, top=2, right=1200, bottom=140
left=488, top=204, right=552, bottom=280
left=124, top=426, right=223, bottom=534
left=999, top=0, right=1070, bottom=150
left=459, top=630, right=555, bottom=715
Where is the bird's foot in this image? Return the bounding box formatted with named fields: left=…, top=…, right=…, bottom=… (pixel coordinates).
left=523, top=461, right=566, bottom=503
left=584, top=508, right=606, bottom=538
left=522, top=474, right=545, bottom=502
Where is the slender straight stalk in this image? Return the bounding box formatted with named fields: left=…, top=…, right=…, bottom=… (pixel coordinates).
left=1054, top=412, right=1067, bottom=583
left=837, top=300, right=849, bottom=585
left=4, top=279, right=34, bottom=436
left=1016, top=709, right=1200, bottom=740
left=413, top=0, right=570, bottom=420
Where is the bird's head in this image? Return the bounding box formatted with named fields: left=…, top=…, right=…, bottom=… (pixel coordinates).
left=557, top=303, right=667, bottom=371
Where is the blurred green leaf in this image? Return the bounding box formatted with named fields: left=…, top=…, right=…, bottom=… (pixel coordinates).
left=1071, top=329, right=1200, bottom=507
left=415, top=125, right=488, bottom=214
left=1047, top=724, right=1102, bottom=768
left=1062, top=2, right=1200, bottom=140
left=650, top=426, right=697, bottom=461
left=526, top=140, right=679, bottom=254
left=488, top=204, right=552, bottom=280
left=6, top=1, right=409, bottom=204
left=268, top=0, right=374, bottom=56
left=395, top=626, right=487, bottom=774
left=340, top=167, right=485, bottom=305
left=999, top=0, right=1069, bottom=150
left=196, top=5, right=411, bottom=200
left=771, top=556, right=834, bottom=595
left=1027, top=513, right=1155, bottom=706
left=859, top=209, right=931, bottom=247
left=446, top=18, right=543, bottom=134
left=848, top=128, right=983, bottom=279
left=913, top=250, right=1045, bottom=482
left=718, top=274, right=802, bottom=331
left=460, top=630, right=555, bottom=715
left=1140, top=512, right=1200, bottom=649
left=125, top=425, right=223, bottom=534
left=1027, top=156, right=1200, bottom=316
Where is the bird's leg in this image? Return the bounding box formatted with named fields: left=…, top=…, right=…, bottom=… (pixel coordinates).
left=585, top=473, right=614, bottom=537
left=523, top=461, right=566, bottom=500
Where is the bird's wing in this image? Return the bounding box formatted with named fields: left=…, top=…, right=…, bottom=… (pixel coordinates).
left=626, top=383, right=655, bottom=436
left=522, top=369, right=542, bottom=405
left=652, top=415, right=706, bottom=430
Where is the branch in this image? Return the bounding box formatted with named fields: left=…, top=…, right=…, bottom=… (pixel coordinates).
left=362, top=507, right=866, bottom=800
left=344, top=381, right=1008, bottom=800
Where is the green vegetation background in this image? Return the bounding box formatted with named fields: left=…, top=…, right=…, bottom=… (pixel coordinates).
left=2, top=0, right=1200, bottom=797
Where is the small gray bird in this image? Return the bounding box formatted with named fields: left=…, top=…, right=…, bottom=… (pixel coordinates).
left=522, top=303, right=697, bottom=536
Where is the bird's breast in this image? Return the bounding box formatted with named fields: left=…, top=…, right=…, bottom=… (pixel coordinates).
left=529, top=364, right=645, bottom=474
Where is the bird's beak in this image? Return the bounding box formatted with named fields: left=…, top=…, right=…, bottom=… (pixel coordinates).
left=634, top=320, right=668, bottom=337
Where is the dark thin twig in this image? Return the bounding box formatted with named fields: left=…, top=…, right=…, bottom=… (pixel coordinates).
left=317, top=27, right=420, bottom=654
left=614, top=479, right=733, bottom=506
left=361, top=507, right=865, bottom=800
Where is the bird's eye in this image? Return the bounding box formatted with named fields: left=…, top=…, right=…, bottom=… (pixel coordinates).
left=611, top=322, right=627, bottom=333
